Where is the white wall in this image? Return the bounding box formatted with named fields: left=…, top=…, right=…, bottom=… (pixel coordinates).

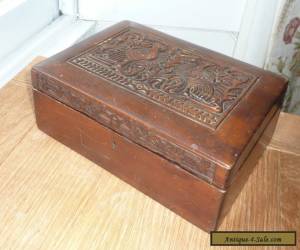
left=76, top=0, right=247, bottom=57
left=78, top=0, right=247, bottom=32
left=91, top=20, right=237, bottom=57
left=0, top=0, right=59, bottom=59
left=0, top=0, right=61, bottom=88
left=60, top=0, right=281, bottom=67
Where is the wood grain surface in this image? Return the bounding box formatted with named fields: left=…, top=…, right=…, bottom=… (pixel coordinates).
left=0, top=58, right=299, bottom=250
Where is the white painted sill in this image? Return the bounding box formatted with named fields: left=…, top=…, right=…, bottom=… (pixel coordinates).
left=0, top=15, right=96, bottom=88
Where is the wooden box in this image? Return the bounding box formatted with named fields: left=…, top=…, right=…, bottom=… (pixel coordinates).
left=31, top=21, right=287, bottom=232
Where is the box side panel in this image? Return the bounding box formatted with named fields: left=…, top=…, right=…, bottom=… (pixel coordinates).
left=227, top=107, right=281, bottom=186
left=217, top=136, right=271, bottom=226
left=33, top=90, right=225, bottom=232
left=217, top=108, right=280, bottom=225
left=213, top=104, right=282, bottom=189
left=31, top=68, right=220, bottom=186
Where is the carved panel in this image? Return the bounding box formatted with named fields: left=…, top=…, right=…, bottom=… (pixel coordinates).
left=68, top=28, right=258, bottom=129
left=34, top=72, right=217, bottom=182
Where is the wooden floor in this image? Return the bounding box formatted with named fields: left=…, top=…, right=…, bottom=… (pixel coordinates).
left=0, top=58, right=299, bottom=250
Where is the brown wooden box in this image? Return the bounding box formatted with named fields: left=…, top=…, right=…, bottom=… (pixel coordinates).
left=31, top=21, right=287, bottom=232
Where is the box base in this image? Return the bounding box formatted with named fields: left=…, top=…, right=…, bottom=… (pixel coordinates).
left=33, top=90, right=226, bottom=232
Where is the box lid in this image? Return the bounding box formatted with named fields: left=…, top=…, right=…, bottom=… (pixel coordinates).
left=31, top=21, right=287, bottom=189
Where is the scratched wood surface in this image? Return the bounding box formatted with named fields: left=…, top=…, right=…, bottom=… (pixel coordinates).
left=0, top=58, right=299, bottom=250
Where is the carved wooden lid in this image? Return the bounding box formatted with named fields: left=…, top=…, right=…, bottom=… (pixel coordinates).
left=32, top=21, right=287, bottom=189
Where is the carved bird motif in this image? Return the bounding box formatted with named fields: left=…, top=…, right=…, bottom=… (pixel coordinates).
left=189, top=82, right=213, bottom=100
left=187, top=66, right=251, bottom=113
left=126, top=42, right=162, bottom=61
left=188, top=82, right=223, bottom=113
left=165, top=49, right=199, bottom=69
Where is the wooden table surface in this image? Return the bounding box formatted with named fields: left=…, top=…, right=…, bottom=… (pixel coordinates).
left=0, top=58, right=299, bottom=250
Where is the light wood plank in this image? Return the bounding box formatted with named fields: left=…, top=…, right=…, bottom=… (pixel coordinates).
left=0, top=83, right=34, bottom=165
left=266, top=112, right=300, bottom=156
left=0, top=57, right=44, bottom=165
left=279, top=152, right=300, bottom=247
left=12, top=56, right=44, bottom=86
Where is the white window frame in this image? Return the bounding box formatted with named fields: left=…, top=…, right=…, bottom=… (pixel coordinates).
left=0, top=0, right=95, bottom=88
